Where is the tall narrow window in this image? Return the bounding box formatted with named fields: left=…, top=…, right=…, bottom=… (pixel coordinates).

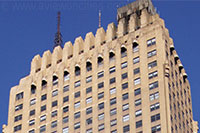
left=52, top=75, right=58, bottom=86
left=133, top=42, right=139, bottom=52
left=86, top=61, right=92, bottom=72
left=31, top=84, right=36, bottom=94
left=97, top=56, right=103, bottom=66
left=75, top=66, right=81, bottom=76
left=109, top=51, right=115, bottom=61
left=64, top=71, right=70, bottom=81
left=16, top=92, right=24, bottom=101
left=121, top=47, right=127, bottom=58
left=42, top=80, right=47, bottom=89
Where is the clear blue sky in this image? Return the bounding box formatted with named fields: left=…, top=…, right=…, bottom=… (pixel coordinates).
left=0, top=0, right=200, bottom=130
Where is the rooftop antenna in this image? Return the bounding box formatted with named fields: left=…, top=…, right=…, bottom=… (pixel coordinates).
left=54, top=11, right=62, bottom=49
left=99, top=10, right=101, bottom=28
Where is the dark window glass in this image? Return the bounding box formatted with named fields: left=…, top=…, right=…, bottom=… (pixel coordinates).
left=123, top=125, right=130, bottom=133
left=31, top=85, right=36, bottom=94
left=86, top=117, right=92, bottom=125
left=14, top=125, right=22, bottom=132
left=16, top=92, right=23, bottom=101
left=41, top=105, right=46, bottom=112
left=122, top=73, right=128, bottom=79
left=98, top=92, right=104, bottom=99
left=110, top=98, right=116, bottom=105
left=110, top=77, right=116, bottom=84
left=98, top=82, right=104, bottom=89
left=63, top=106, right=69, bottom=113
left=63, top=85, right=69, bottom=92
left=75, top=91, right=80, bottom=98
left=136, top=120, right=142, bottom=128
left=52, top=101, right=57, bottom=107
left=98, top=102, right=104, bottom=110
left=86, top=107, right=92, bottom=115
left=134, top=68, right=140, bottom=75
left=122, top=82, right=128, bottom=89
left=122, top=93, right=129, bottom=100
left=41, top=94, right=47, bottom=101
left=151, top=113, right=160, bottom=122
left=98, top=71, right=104, bottom=78
left=134, top=88, right=141, bottom=96
left=86, top=87, right=92, bottom=94
left=14, top=114, right=22, bottom=122
left=15, top=104, right=23, bottom=111
left=30, top=109, right=35, bottom=116
left=74, top=111, right=81, bottom=119
left=63, top=96, right=69, bottom=103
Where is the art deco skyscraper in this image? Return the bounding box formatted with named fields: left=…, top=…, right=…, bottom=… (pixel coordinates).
left=3, top=0, right=198, bottom=133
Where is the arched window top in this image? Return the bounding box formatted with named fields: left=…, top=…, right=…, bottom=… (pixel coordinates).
left=133, top=42, right=139, bottom=52
left=121, top=47, right=127, bottom=58
left=31, top=84, right=36, bottom=94
left=75, top=66, right=81, bottom=76
left=42, top=80, right=47, bottom=89
left=86, top=61, right=92, bottom=72
left=64, top=71, right=70, bottom=81
left=52, top=75, right=58, bottom=86
left=98, top=56, right=104, bottom=66
left=109, top=51, right=115, bottom=61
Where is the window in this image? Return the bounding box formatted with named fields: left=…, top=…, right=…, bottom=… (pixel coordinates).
left=121, top=62, right=127, bottom=69
left=74, top=80, right=81, bottom=88
left=52, top=101, right=57, bottom=107
left=151, top=124, right=161, bottom=133
left=29, top=119, right=35, bottom=126
left=109, top=51, right=115, bottom=61
left=16, top=92, right=23, bottom=101
left=110, top=77, right=116, bottom=84
left=133, top=57, right=140, bottom=64
left=109, top=66, right=116, bottom=74
left=110, top=119, right=117, bottom=126
left=134, top=68, right=140, bottom=75
left=150, top=92, right=159, bottom=101
left=51, top=110, right=57, bottom=117
left=110, top=87, right=116, bottom=95
left=86, top=107, right=92, bottom=115
left=150, top=103, right=160, bottom=112
left=74, top=91, right=80, bottom=98
left=148, top=61, right=157, bottom=69
left=121, top=47, right=127, bottom=58
left=122, top=73, right=128, bottom=79
left=98, top=102, right=104, bottom=110
left=123, top=114, right=129, bottom=122
left=98, top=123, right=104, bottom=131
left=97, top=56, right=103, bottom=66
left=133, top=42, right=139, bottom=52
left=41, top=94, right=47, bottom=101
left=135, top=99, right=142, bottom=106
left=134, top=78, right=141, bottom=85
left=122, top=82, right=128, bottom=89
left=29, top=129, right=35, bottom=133
left=40, top=125, right=46, bottom=133
left=75, top=66, right=81, bottom=76
left=52, top=75, right=58, bottom=86
left=63, top=127, right=69, bottom=133
left=41, top=80, right=47, bottom=89
left=63, top=96, right=69, bottom=103
left=98, top=82, right=104, bottom=89
left=74, top=101, right=80, bottom=109
left=15, top=104, right=23, bottom=111
left=63, top=85, right=69, bottom=92
left=110, top=108, right=117, bottom=116
left=30, top=109, right=35, bottom=116
left=52, top=89, right=58, bottom=97
left=63, top=106, right=69, bottom=113
left=86, top=117, right=92, bottom=125
left=74, top=122, right=80, bottom=130
left=30, top=98, right=36, bottom=106
left=14, top=114, right=22, bottom=122
left=98, top=92, right=104, bottom=99
left=40, top=115, right=46, bottom=122
left=51, top=121, right=57, bottom=128
left=135, top=109, right=142, bottom=117
left=148, top=49, right=157, bottom=58
left=151, top=113, right=160, bottom=122
left=111, top=129, right=117, bottom=133
left=74, top=111, right=81, bottom=119
left=123, top=125, right=130, bottom=133
left=122, top=93, right=129, bottom=100
left=86, top=87, right=92, bottom=94
left=98, top=113, right=104, bottom=120
left=136, top=120, right=142, bottom=128
left=41, top=105, right=46, bottom=112
left=149, top=81, right=158, bottom=90
left=147, top=38, right=156, bottom=47
left=64, top=71, right=70, bottom=81
left=86, top=97, right=92, bottom=104
left=98, top=71, right=104, bottom=78
left=122, top=103, right=129, bottom=111
left=149, top=71, right=158, bottom=79
left=86, top=61, right=92, bottom=71
left=63, top=116, right=69, bottom=124
left=110, top=98, right=116, bottom=105
left=31, top=85, right=36, bottom=94
left=86, top=128, right=92, bottom=133
left=14, top=125, right=22, bottom=132
left=86, top=76, right=92, bottom=83
left=134, top=88, right=141, bottom=96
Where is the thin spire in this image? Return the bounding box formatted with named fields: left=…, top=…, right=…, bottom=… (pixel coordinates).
left=99, top=10, right=101, bottom=28
left=54, top=11, right=62, bottom=49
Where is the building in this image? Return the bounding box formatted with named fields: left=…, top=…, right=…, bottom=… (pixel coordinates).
left=2, top=0, right=198, bottom=133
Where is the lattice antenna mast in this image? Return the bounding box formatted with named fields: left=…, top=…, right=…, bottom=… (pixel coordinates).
left=99, top=10, right=101, bottom=28
left=54, top=11, right=62, bottom=49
